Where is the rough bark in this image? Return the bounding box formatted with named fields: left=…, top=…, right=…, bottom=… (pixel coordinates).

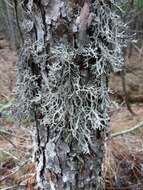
left=15, top=0, right=125, bottom=189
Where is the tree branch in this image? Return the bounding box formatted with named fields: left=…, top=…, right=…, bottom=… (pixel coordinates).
left=110, top=120, right=143, bottom=139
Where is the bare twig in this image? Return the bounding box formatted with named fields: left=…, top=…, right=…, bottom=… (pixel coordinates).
left=1, top=185, right=19, bottom=190
left=3, top=0, right=14, bottom=9
left=110, top=120, right=143, bottom=139
left=132, top=43, right=143, bottom=58
left=0, top=126, right=27, bottom=140
left=0, top=160, right=30, bottom=182
left=0, top=133, right=17, bottom=148
left=0, top=149, right=20, bottom=161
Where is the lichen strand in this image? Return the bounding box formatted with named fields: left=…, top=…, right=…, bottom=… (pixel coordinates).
left=16, top=0, right=126, bottom=189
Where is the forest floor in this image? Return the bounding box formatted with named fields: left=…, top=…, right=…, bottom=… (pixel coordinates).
left=0, top=36, right=143, bottom=189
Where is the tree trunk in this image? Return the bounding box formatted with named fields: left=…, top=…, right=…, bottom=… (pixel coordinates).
left=16, top=0, right=125, bottom=189
left=4, top=0, right=16, bottom=49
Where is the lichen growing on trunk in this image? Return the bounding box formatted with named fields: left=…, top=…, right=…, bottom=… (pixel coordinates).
left=15, top=0, right=126, bottom=189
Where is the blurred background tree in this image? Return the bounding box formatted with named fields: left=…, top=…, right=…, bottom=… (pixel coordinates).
left=0, top=0, right=23, bottom=49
